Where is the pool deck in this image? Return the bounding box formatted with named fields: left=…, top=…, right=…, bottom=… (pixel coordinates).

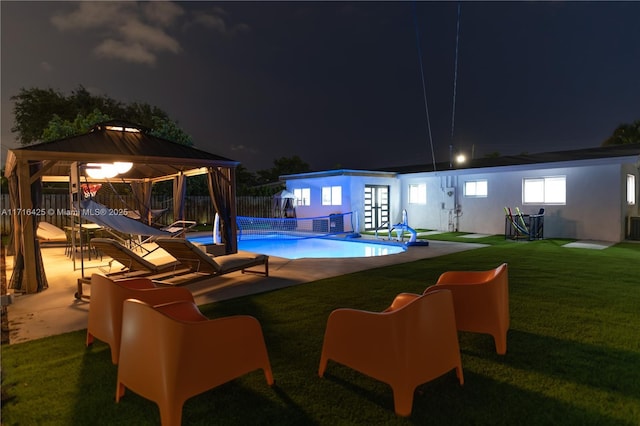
left=3, top=237, right=487, bottom=344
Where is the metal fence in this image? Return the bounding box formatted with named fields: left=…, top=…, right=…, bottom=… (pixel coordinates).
left=0, top=194, right=273, bottom=235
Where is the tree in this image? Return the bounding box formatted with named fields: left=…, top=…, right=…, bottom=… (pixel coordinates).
left=233, top=157, right=312, bottom=196
left=10, top=85, right=192, bottom=145
left=235, top=164, right=259, bottom=195
left=41, top=110, right=112, bottom=142
left=602, top=120, right=640, bottom=146
left=255, top=155, right=311, bottom=185
left=148, top=115, right=192, bottom=146
left=11, top=87, right=72, bottom=145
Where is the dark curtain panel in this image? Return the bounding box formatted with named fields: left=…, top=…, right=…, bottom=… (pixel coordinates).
left=6, top=172, right=18, bottom=257
left=207, top=167, right=233, bottom=253
left=130, top=181, right=153, bottom=225
left=8, top=171, right=21, bottom=289
left=173, top=173, right=186, bottom=223
left=30, top=163, right=48, bottom=291
left=9, top=163, right=48, bottom=292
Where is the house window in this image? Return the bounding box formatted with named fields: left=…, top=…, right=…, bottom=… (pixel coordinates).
left=322, top=186, right=342, bottom=206
left=408, top=183, right=427, bottom=204
left=523, top=176, right=566, bottom=204
left=293, top=188, right=311, bottom=206
left=464, top=180, right=488, bottom=197
left=628, top=174, right=636, bottom=205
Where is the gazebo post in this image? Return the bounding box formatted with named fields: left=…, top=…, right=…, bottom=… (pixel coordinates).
left=16, top=159, right=38, bottom=293
left=229, top=167, right=238, bottom=253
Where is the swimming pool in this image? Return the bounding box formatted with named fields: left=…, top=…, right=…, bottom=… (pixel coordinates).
left=188, top=236, right=406, bottom=259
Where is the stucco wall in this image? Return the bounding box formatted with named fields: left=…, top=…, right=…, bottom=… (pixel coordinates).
left=398, top=162, right=633, bottom=241
left=622, top=163, right=640, bottom=238
left=285, top=173, right=401, bottom=230
left=455, top=164, right=623, bottom=240
left=284, top=157, right=639, bottom=242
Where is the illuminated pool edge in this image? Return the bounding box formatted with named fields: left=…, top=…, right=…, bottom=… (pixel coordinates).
left=187, top=235, right=408, bottom=260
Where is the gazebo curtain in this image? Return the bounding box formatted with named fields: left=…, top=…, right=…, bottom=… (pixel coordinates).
left=6, top=172, right=18, bottom=257
left=207, top=167, right=233, bottom=253
left=9, top=163, right=48, bottom=292
left=130, top=181, right=153, bottom=225
left=173, top=173, right=186, bottom=223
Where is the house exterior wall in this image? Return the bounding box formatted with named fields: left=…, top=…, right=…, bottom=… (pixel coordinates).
left=622, top=163, right=640, bottom=238
left=283, top=155, right=640, bottom=242
left=396, top=160, right=638, bottom=242
left=286, top=175, right=353, bottom=218
left=346, top=176, right=402, bottom=231
left=286, top=173, right=400, bottom=231
left=400, top=173, right=451, bottom=231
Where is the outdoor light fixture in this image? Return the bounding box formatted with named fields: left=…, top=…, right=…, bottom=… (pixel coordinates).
left=114, top=162, right=133, bottom=174
left=105, top=125, right=141, bottom=133
left=455, top=153, right=466, bottom=164
left=85, top=162, right=133, bottom=179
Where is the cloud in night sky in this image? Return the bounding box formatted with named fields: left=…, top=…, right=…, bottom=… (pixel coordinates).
left=49, top=2, right=247, bottom=66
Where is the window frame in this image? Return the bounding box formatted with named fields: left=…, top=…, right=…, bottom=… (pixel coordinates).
left=627, top=174, right=636, bottom=206
left=293, top=188, right=311, bottom=206
left=463, top=180, right=488, bottom=198
left=522, top=176, right=566, bottom=205
left=408, top=183, right=427, bottom=205
left=321, top=185, right=342, bottom=206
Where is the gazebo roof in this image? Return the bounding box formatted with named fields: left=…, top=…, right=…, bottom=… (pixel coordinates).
left=4, top=120, right=238, bottom=181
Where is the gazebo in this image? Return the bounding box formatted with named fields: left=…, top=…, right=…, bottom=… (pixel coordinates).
left=3, top=120, right=240, bottom=294
left=272, top=189, right=297, bottom=218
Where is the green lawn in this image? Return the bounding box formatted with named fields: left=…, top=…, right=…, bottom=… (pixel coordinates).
left=2, top=237, right=639, bottom=425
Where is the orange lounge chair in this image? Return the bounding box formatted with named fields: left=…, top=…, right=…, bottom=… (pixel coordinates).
left=424, top=263, right=509, bottom=355
left=116, top=299, right=274, bottom=426
left=86, top=273, right=196, bottom=364
left=318, top=289, right=463, bottom=417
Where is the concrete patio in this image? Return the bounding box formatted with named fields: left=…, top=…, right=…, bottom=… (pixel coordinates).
left=3, top=238, right=487, bottom=344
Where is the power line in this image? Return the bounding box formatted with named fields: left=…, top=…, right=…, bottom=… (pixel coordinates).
left=412, top=2, right=437, bottom=171
left=450, top=2, right=462, bottom=142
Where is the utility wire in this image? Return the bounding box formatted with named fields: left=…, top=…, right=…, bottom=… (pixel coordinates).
left=450, top=2, right=462, bottom=142
left=412, top=2, right=437, bottom=171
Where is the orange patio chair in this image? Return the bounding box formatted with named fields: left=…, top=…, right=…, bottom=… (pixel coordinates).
left=116, top=299, right=274, bottom=426
left=423, top=263, right=509, bottom=355
left=86, top=273, right=195, bottom=364
left=318, top=289, right=463, bottom=417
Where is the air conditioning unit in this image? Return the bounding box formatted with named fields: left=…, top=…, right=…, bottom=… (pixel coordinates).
left=628, top=216, right=640, bottom=240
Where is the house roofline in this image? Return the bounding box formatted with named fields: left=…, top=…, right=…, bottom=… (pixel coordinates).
left=372, top=143, right=640, bottom=175
left=280, top=169, right=397, bottom=180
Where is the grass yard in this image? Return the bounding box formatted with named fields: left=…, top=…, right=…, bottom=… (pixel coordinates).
left=1, top=237, right=639, bottom=425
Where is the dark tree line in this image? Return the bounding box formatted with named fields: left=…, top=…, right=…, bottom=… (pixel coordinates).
left=7, top=85, right=312, bottom=196
left=11, top=85, right=193, bottom=145
left=602, top=120, right=640, bottom=146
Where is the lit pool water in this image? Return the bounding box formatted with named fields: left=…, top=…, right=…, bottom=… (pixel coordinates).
left=188, top=236, right=406, bottom=260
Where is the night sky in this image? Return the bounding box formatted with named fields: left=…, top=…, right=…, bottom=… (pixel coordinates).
left=2, top=1, right=639, bottom=172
